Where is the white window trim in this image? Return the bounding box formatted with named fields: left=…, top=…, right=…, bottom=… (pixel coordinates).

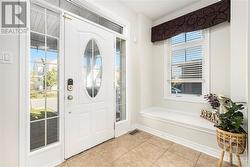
left=163, top=30, right=210, bottom=103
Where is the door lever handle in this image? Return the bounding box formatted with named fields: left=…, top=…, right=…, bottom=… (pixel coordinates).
left=67, top=95, right=74, bottom=100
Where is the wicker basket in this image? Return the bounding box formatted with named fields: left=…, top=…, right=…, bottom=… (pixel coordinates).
left=216, top=128, right=247, bottom=154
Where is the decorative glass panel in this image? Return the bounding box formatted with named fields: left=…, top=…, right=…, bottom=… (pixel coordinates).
left=93, top=41, right=102, bottom=97
left=84, top=39, right=102, bottom=98
left=84, top=40, right=93, bottom=97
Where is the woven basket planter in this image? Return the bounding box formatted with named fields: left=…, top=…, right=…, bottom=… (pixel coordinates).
left=216, top=128, right=247, bottom=154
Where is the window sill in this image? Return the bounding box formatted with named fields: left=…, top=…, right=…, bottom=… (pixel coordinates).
left=164, top=95, right=206, bottom=103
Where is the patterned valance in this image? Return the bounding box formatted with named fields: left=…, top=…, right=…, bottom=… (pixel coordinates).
left=151, top=0, right=230, bottom=42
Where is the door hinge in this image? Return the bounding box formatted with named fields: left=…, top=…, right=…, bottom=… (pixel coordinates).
left=63, top=15, right=72, bottom=20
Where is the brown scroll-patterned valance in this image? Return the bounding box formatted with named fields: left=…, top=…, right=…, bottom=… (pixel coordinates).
left=151, top=0, right=230, bottom=42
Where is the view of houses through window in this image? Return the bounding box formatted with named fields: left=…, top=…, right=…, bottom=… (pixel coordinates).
left=29, top=3, right=60, bottom=151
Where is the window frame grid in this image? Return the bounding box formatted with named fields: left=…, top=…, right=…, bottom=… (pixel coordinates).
left=164, top=30, right=210, bottom=102
left=29, top=4, right=60, bottom=152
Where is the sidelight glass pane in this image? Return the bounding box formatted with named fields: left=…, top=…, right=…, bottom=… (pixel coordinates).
left=46, top=91, right=58, bottom=118
left=30, top=33, right=46, bottom=63
left=30, top=121, right=45, bottom=151
left=30, top=93, right=46, bottom=121
left=115, top=38, right=126, bottom=122
left=46, top=37, right=58, bottom=63
left=47, top=10, right=60, bottom=37
left=47, top=118, right=59, bottom=145
left=30, top=3, right=60, bottom=152
left=30, top=62, right=46, bottom=121
left=30, top=4, right=45, bottom=34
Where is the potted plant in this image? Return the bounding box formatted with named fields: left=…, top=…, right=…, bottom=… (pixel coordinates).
left=205, top=95, right=247, bottom=167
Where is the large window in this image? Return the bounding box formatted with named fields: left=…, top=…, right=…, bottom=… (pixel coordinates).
left=29, top=4, right=60, bottom=151
left=165, top=30, right=209, bottom=100
left=115, top=38, right=126, bottom=122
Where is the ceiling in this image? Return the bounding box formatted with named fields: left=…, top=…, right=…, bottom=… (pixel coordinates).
left=117, top=0, right=202, bottom=20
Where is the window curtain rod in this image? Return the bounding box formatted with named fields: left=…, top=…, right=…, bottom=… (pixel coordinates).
left=151, top=0, right=230, bottom=42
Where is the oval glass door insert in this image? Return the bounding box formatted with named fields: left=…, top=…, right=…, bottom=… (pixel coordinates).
left=84, top=39, right=102, bottom=98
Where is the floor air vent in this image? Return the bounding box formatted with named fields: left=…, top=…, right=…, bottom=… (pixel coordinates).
left=129, top=129, right=140, bottom=135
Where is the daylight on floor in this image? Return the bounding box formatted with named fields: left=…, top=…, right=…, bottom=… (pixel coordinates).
left=0, top=0, right=250, bottom=167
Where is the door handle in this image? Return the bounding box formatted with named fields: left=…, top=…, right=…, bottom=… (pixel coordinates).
left=67, top=95, right=74, bottom=100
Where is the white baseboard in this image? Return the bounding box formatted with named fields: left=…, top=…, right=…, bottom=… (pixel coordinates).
left=136, top=124, right=248, bottom=166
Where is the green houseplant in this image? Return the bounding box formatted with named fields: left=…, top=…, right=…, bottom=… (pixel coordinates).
left=205, top=95, right=247, bottom=167
left=215, top=97, right=245, bottom=133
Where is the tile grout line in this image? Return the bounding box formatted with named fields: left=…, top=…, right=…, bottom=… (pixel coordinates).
left=151, top=142, right=174, bottom=166
left=110, top=133, right=153, bottom=165
left=194, top=153, right=202, bottom=167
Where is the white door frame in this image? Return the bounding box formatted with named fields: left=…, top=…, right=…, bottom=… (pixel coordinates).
left=64, top=15, right=116, bottom=158
left=19, top=0, right=131, bottom=166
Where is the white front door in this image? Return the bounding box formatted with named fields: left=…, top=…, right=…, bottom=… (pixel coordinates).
left=64, top=16, right=115, bottom=159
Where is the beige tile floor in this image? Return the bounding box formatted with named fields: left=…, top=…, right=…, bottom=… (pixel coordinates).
left=57, top=131, right=235, bottom=167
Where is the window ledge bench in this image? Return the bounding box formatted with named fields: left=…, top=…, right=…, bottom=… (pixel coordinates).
left=139, top=107, right=216, bottom=135
left=137, top=107, right=246, bottom=166
left=136, top=107, right=219, bottom=159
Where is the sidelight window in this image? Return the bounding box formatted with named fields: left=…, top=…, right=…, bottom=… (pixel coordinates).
left=115, top=38, right=126, bottom=122
left=29, top=3, right=60, bottom=151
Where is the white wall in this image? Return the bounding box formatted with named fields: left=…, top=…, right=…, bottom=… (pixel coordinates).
left=153, top=0, right=218, bottom=26
left=136, top=14, right=153, bottom=110
left=0, top=35, right=20, bottom=167
left=230, top=0, right=248, bottom=102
